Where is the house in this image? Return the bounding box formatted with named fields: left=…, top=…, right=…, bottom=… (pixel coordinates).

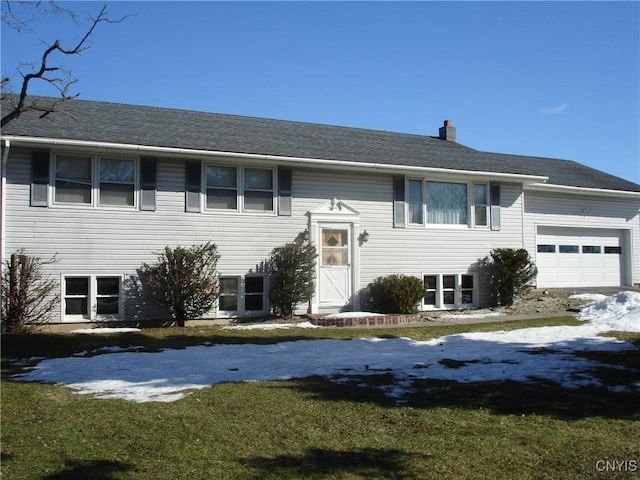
left=1, top=95, right=639, bottom=326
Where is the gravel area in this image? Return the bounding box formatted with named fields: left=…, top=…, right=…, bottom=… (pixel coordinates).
left=420, top=289, right=592, bottom=322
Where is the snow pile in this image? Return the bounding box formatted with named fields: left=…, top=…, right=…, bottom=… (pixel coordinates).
left=11, top=292, right=640, bottom=403
left=70, top=328, right=141, bottom=334
left=576, top=291, right=640, bottom=333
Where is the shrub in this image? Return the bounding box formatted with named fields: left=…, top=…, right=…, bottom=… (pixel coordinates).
left=1, top=251, right=59, bottom=333
left=490, top=248, right=538, bottom=306
left=366, top=274, right=427, bottom=314
left=269, top=242, right=317, bottom=319
left=140, top=242, right=220, bottom=327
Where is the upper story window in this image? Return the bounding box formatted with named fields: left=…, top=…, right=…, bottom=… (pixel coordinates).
left=55, top=155, right=92, bottom=204
left=393, top=176, right=501, bottom=231
left=206, top=165, right=238, bottom=210
left=473, top=184, right=488, bottom=227
left=244, top=168, right=274, bottom=212
left=99, top=158, right=135, bottom=206
left=426, top=181, right=467, bottom=225
left=204, top=164, right=274, bottom=213
left=52, top=154, right=138, bottom=208
left=408, top=179, right=424, bottom=224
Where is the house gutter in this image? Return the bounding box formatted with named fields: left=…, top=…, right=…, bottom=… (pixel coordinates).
left=1, top=135, right=550, bottom=185
left=526, top=182, right=640, bottom=199
left=1, top=139, right=10, bottom=276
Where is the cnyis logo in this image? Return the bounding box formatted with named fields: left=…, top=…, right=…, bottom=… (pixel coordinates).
left=595, top=460, right=638, bottom=472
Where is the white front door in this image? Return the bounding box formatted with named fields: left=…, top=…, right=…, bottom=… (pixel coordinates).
left=319, top=227, right=352, bottom=307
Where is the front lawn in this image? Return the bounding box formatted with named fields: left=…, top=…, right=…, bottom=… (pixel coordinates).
left=2, top=317, right=639, bottom=479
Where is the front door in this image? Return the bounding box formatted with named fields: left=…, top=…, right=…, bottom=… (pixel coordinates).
left=319, top=227, right=352, bottom=307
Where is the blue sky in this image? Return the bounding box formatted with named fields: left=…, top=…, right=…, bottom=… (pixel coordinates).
left=2, top=1, right=639, bottom=184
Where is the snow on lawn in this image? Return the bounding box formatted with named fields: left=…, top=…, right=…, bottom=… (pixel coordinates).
left=70, top=328, right=141, bottom=334
left=12, top=292, right=640, bottom=403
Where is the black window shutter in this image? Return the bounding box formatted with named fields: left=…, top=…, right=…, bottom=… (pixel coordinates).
left=31, top=150, right=50, bottom=207
left=393, top=176, right=406, bottom=228
left=490, top=183, right=501, bottom=231
left=185, top=161, right=201, bottom=212
left=277, top=167, right=292, bottom=216
left=139, top=158, right=156, bottom=211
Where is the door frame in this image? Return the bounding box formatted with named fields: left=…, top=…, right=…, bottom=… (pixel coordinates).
left=307, top=198, right=362, bottom=313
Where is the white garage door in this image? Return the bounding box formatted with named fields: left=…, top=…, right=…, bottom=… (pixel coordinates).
left=536, top=227, right=624, bottom=288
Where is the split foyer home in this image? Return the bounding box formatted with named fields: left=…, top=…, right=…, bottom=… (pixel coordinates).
left=1, top=95, right=639, bottom=326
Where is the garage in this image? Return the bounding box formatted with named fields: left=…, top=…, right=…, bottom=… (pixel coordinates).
left=535, top=226, right=626, bottom=288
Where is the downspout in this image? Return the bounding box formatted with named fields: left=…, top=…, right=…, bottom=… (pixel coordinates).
left=1, top=139, right=10, bottom=278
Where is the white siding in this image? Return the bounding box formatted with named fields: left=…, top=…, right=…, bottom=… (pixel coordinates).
left=524, top=189, right=640, bottom=287
left=11, top=145, right=638, bottom=323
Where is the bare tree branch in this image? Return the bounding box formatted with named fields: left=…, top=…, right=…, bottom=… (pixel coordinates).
left=1, top=3, right=127, bottom=127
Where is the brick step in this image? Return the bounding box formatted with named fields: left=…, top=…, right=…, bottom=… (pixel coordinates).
left=310, top=313, right=420, bottom=328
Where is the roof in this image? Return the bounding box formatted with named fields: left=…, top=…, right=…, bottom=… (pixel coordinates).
left=2, top=95, right=639, bottom=193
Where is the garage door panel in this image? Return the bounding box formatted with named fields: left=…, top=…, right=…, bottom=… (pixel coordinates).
left=536, top=227, right=623, bottom=288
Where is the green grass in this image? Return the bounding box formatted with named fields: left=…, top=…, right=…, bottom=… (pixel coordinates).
left=2, top=317, right=639, bottom=480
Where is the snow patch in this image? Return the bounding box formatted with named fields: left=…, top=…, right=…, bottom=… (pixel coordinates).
left=12, top=292, right=640, bottom=403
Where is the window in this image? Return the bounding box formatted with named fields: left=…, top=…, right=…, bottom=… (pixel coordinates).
left=244, top=168, right=274, bottom=212
left=96, top=277, right=121, bottom=314
left=63, top=275, right=122, bottom=320
left=473, top=184, right=488, bottom=226
left=206, top=166, right=238, bottom=210
left=219, top=277, right=240, bottom=311
left=604, top=246, right=622, bottom=254
left=442, top=275, right=456, bottom=305
left=582, top=246, right=601, bottom=254
left=204, top=165, right=275, bottom=213
left=55, top=155, right=92, bottom=204
left=408, top=179, right=424, bottom=224
left=64, top=277, right=89, bottom=316
left=245, top=276, right=265, bottom=311
left=423, top=275, right=437, bottom=306
left=218, top=275, right=267, bottom=316
left=422, top=273, right=477, bottom=309
left=53, top=154, right=139, bottom=208
left=321, top=229, right=349, bottom=266
left=537, top=244, right=556, bottom=253
left=461, top=275, right=474, bottom=304
left=99, top=158, right=135, bottom=206
left=426, top=182, right=467, bottom=225
left=559, top=245, right=579, bottom=253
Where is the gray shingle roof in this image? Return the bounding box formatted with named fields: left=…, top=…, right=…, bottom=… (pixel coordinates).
left=3, top=95, right=639, bottom=192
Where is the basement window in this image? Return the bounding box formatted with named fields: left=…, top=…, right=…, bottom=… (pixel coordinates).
left=62, top=275, right=123, bottom=321
left=422, top=273, right=477, bottom=309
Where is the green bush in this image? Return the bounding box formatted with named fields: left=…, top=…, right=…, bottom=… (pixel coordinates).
left=140, top=242, right=220, bottom=327
left=268, top=242, right=318, bottom=319
left=366, top=274, right=427, bottom=314
left=490, top=248, right=538, bottom=306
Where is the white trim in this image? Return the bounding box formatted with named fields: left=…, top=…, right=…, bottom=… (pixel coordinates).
left=308, top=199, right=361, bottom=313
left=1, top=139, right=9, bottom=272
left=60, top=274, right=125, bottom=323
left=526, top=182, right=640, bottom=199
left=2, top=135, right=550, bottom=184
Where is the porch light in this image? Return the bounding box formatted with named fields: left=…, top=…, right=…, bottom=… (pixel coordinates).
left=301, top=228, right=310, bottom=241
left=359, top=230, right=370, bottom=243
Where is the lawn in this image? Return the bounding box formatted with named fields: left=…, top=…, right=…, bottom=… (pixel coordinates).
left=2, top=317, right=639, bottom=480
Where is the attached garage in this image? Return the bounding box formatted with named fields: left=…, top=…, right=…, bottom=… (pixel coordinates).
left=535, top=226, right=627, bottom=288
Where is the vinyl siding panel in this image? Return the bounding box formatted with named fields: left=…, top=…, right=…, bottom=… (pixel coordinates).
left=12, top=143, right=636, bottom=323
left=4, top=152, right=529, bottom=321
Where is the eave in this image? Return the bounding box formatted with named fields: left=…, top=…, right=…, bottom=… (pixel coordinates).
left=526, top=182, right=640, bottom=199
left=1, top=134, right=549, bottom=185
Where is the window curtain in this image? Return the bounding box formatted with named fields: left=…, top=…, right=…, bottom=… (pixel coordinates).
left=426, top=182, right=467, bottom=224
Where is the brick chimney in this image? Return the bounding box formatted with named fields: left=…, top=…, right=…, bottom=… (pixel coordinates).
left=438, top=120, right=456, bottom=142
